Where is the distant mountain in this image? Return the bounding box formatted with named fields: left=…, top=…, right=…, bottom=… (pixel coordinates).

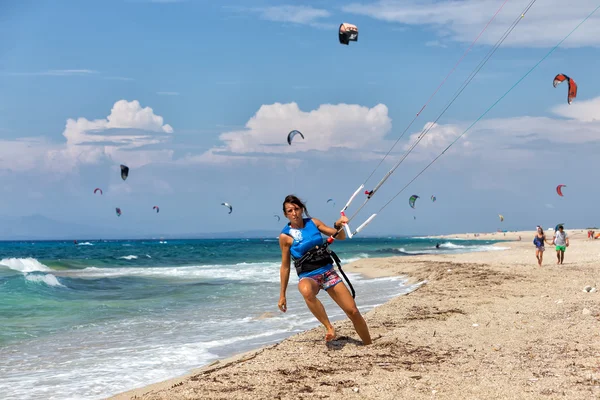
left=0, top=214, right=281, bottom=240
left=0, top=214, right=125, bottom=240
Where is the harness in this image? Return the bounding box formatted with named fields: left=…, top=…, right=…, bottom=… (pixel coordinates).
left=293, top=243, right=356, bottom=299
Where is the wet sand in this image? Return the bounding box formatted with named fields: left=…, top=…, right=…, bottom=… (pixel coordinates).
left=111, top=230, right=600, bottom=399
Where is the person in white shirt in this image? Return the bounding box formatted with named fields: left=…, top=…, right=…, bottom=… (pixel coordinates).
left=553, top=225, right=569, bottom=264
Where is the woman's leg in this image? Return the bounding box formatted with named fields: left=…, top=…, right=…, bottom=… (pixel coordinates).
left=536, top=249, right=542, bottom=266
left=326, top=282, right=372, bottom=345
left=298, top=278, right=336, bottom=341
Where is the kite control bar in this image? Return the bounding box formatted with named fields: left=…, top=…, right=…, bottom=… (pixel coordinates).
left=325, top=184, right=378, bottom=243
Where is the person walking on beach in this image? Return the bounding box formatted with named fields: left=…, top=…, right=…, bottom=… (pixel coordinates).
left=553, top=225, right=569, bottom=264
left=533, top=226, right=552, bottom=267
left=278, top=195, right=372, bottom=345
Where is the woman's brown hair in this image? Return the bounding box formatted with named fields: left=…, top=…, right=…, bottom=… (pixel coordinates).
left=282, top=195, right=311, bottom=218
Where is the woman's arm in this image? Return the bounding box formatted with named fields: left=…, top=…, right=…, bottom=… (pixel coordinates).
left=312, top=216, right=349, bottom=240
left=278, top=234, right=292, bottom=312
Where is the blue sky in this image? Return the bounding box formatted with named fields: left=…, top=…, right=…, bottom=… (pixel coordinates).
left=1, top=0, right=600, bottom=237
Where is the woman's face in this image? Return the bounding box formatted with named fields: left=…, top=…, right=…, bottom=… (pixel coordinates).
left=284, top=202, right=303, bottom=225
left=537, top=227, right=542, bottom=234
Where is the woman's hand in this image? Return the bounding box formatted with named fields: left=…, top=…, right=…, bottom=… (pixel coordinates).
left=278, top=295, right=287, bottom=312
left=335, top=215, right=349, bottom=228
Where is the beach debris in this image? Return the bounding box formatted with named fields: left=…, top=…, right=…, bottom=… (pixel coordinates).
left=582, top=308, right=591, bottom=315
left=352, top=387, right=359, bottom=393
left=583, top=286, right=597, bottom=293
left=447, top=269, right=452, bottom=272
left=555, top=299, right=563, bottom=304
left=472, top=323, right=479, bottom=327
left=432, top=390, right=438, bottom=395
left=287, top=130, right=304, bottom=145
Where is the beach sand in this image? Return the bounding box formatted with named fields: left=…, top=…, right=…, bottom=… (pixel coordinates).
left=111, top=230, right=600, bottom=399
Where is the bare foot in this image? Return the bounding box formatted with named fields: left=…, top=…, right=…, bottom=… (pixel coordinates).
left=325, top=326, right=336, bottom=342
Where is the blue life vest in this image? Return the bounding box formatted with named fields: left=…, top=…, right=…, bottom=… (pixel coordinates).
left=281, top=218, right=332, bottom=277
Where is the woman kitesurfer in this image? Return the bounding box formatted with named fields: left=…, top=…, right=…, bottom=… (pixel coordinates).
left=278, top=195, right=372, bottom=345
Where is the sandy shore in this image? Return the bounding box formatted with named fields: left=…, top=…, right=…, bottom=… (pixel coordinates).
left=111, top=230, right=600, bottom=399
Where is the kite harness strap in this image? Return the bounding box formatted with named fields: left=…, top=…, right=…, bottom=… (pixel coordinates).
left=293, top=243, right=356, bottom=299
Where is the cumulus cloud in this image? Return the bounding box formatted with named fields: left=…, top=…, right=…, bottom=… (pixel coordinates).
left=1, top=100, right=174, bottom=174
left=212, top=102, right=392, bottom=155
left=552, top=96, right=600, bottom=122
left=402, top=122, right=470, bottom=156
left=343, top=0, right=600, bottom=48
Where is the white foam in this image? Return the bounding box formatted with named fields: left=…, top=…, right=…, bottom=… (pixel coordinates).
left=59, top=262, right=282, bottom=283
left=119, top=255, right=138, bottom=260
left=77, top=242, right=94, bottom=246
left=0, top=257, right=52, bottom=273
left=440, top=242, right=466, bottom=249
left=25, top=273, right=65, bottom=287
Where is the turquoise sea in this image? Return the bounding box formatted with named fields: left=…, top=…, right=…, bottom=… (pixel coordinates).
left=0, top=237, right=508, bottom=399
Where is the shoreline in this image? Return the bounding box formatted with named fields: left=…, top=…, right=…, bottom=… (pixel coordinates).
left=111, top=231, right=599, bottom=399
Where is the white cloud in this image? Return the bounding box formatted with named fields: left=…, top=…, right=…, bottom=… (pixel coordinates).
left=105, top=76, right=134, bottom=81
left=402, top=121, right=471, bottom=159
left=228, top=5, right=332, bottom=28
left=0, top=137, right=55, bottom=172
left=343, top=0, right=600, bottom=47
left=425, top=40, right=447, bottom=48
left=5, top=69, right=98, bottom=76
left=53, top=99, right=173, bottom=170
left=552, top=96, right=600, bottom=122
left=0, top=100, right=174, bottom=174
left=210, top=102, right=392, bottom=156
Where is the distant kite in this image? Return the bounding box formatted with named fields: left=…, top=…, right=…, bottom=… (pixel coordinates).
left=153, top=206, right=159, bottom=213
left=273, top=214, right=281, bottom=222
left=431, top=195, right=436, bottom=202
left=553, top=74, right=577, bottom=105
left=287, top=130, right=304, bottom=145
left=221, top=202, right=233, bottom=214
left=339, top=23, right=358, bottom=45
left=120, top=165, right=129, bottom=181
left=94, top=188, right=103, bottom=195
left=409, top=195, right=419, bottom=209
left=115, top=207, right=122, bottom=217
left=556, top=184, right=566, bottom=197
left=326, top=198, right=335, bottom=206
left=499, top=214, right=504, bottom=222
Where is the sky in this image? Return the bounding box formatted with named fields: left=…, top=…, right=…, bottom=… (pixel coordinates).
left=1, top=0, right=600, bottom=238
